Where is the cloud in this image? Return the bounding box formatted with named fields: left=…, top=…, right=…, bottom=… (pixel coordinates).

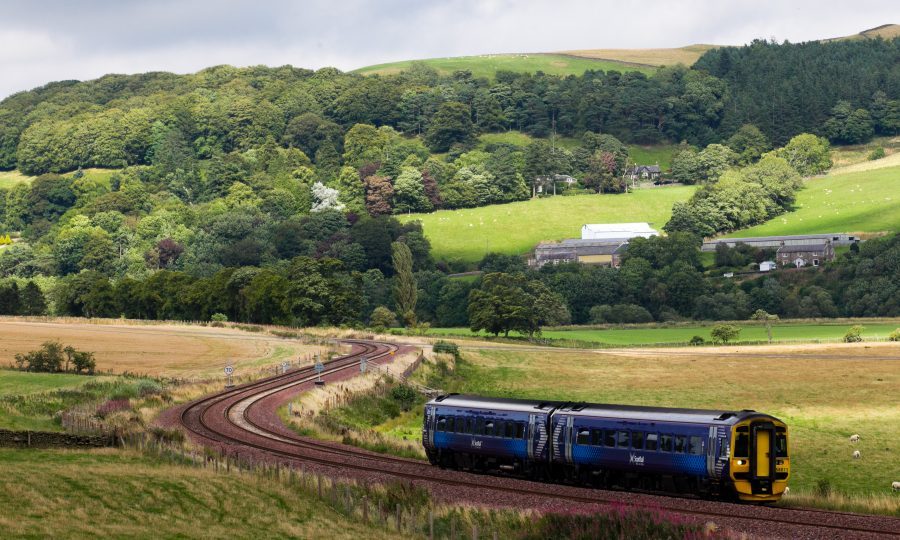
left=0, top=0, right=897, bottom=98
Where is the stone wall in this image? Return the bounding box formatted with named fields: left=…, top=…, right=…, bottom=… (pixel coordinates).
left=0, top=428, right=116, bottom=448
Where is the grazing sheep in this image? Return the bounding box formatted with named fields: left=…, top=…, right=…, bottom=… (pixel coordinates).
left=852, top=450, right=861, bottom=459
left=784, top=486, right=790, bottom=494
left=893, top=481, right=900, bottom=492
left=850, top=434, right=860, bottom=443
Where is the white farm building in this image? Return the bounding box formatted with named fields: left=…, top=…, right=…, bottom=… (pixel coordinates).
left=581, top=223, right=659, bottom=241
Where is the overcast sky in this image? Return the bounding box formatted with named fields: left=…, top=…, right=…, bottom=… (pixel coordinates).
left=1, top=0, right=897, bottom=98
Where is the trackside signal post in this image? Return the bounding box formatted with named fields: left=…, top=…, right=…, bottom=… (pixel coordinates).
left=224, top=364, right=234, bottom=388
left=314, top=355, right=325, bottom=386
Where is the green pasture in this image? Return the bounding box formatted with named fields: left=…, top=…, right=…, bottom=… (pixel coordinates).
left=0, top=370, right=95, bottom=396
left=0, top=170, right=31, bottom=189
left=398, top=187, right=694, bottom=263
left=628, top=144, right=678, bottom=170
left=476, top=131, right=582, bottom=151
left=354, top=54, right=654, bottom=79
left=729, top=165, right=900, bottom=238
left=425, top=322, right=900, bottom=346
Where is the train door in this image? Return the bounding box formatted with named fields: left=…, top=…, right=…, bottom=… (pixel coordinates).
left=527, top=414, right=536, bottom=460
left=749, top=421, right=776, bottom=495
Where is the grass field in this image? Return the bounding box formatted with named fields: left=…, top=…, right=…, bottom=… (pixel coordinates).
left=0, top=170, right=31, bottom=189
left=476, top=131, right=582, bottom=151
left=425, top=321, right=900, bottom=346
left=830, top=136, right=900, bottom=169
left=398, top=187, right=694, bottom=263
left=0, top=448, right=399, bottom=539
left=0, top=370, right=98, bottom=396
left=0, top=319, right=318, bottom=377
left=423, top=344, right=900, bottom=503
left=559, top=44, right=716, bottom=67
left=728, top=164, right=900, bottom=238
left=628, top=144, right=678, bottom=170
left=354, top=53, right=655, bottom=79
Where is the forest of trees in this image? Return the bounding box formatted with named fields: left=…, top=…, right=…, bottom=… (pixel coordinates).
left=0, top=37, right=898, bottom=332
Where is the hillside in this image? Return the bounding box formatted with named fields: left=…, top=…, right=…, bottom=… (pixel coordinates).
left=397, top=187, right=695, bottom=263
left=353, top=53, right=655, bottom=78
left=727, top=164, right=900, bottom=238
left=824, top=23, right=900, bottom=42
left=559, top=44, right=716, bottom=67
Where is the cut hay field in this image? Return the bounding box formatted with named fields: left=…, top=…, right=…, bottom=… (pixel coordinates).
left=559, top=44, right=716, bottom=67
left=0, top=448, right=400, bottom=539
left=0, top=319, right=319, bottom=377
left=728, top=164, right=900, bottom=238
left=439, top=344, right=900, bottom=502
left=425, top=321, right=900, bottom=346
left=354, top=53, right=655, bottom=79
left=398, top=187, right=695, bottom=263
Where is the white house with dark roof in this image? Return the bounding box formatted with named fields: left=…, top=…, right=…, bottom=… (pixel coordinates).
left=775, top=241, right=835, bottom=267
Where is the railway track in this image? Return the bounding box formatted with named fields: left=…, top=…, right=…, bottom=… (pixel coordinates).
left=176, top=339, right=900, bottom=539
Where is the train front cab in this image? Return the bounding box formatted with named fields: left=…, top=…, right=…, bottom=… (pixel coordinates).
left=729, top=415, right=789, bottom=502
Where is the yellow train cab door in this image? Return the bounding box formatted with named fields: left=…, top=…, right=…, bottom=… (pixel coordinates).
left=750, top=421, right=776, bottom=496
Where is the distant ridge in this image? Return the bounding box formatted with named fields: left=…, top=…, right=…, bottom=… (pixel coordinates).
left=823, top=23, right=900, bottom=42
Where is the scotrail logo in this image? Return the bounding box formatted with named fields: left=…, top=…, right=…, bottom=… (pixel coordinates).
left=629, top=453, right=645, bottom=466
left=471, top=439, right=482, bottom=448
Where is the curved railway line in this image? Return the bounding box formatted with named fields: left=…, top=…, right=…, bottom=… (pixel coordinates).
left=176, top=339, right=900, bottom=539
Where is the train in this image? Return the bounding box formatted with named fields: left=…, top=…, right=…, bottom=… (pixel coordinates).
left=422, top=394, right=789, bottom=503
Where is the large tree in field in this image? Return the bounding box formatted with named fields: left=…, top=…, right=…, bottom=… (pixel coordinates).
left=391, top=242, right=417, bottom=326
left=467, top=273, right=569, bottom=337
left=425, top=102, right=474, bottom=152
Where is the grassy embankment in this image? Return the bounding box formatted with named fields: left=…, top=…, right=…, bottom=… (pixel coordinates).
left=399, top=186, right=694, bottom=264
left=423, top=320, right=900, bottom=346
left=354, top=53, right=655, bottom=78
left=0, top=448, right=402, bottom=539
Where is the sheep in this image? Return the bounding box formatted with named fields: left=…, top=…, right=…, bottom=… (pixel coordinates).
left=849, top=434, right=860, bottom=443
left=783, top=486, right=790, bottom=495
left=852, top=450, right=861, bottom=459
left=892, top=481, right=900, bottom=492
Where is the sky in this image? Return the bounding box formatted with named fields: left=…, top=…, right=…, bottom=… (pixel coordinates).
left=1, top=0, right=898, bottom=98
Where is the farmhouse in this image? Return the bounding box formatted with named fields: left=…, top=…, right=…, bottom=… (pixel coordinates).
left=702, top=233, right=858, bottom=252
left=776, top=241, right=835, bottom=267
left=581, top=222, right=658, bottom=241
left=626, top=165, right=662, bottom=182
left=530, top=239, right=627, bottom=268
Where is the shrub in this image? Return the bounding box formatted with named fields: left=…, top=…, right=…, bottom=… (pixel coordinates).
left=815, top=478, right=832, bottom=498
left=432, top=340, right=460, bottom=357
left=589, top=304, right=654, bottom=324
left=210, top=313, right=228, bottom=325
left=689, top=335, right=705, bottom=346
left=888, top=328, right=900, bottom=342
left=710, top=324, right=741, bottom=344
left=369, top=306, right=398, bottom=332
left=390, top=385, right=418, bottom=411
left=15, top=341, right=95, bottom=374
left=149, top=426, right=185, bottom=445
left=842, top=325, right=864, bottom=343
left=868, top=147, right=885, bottom=160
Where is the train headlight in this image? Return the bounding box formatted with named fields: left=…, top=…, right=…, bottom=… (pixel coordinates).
left=736, top=460, right=746, bottom=465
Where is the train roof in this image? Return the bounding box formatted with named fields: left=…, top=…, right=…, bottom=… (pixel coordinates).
left=428, top=394, right=771, bottom=425
left=428, top=394, right=564, bottom=413
left=556, top=402, right=763, bottom=425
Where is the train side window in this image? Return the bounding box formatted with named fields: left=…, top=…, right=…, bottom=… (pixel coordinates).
left=505, top=422, right=516, bottom=439
left=437, top=417, right=446, bottom=432
left=475, top=417, right=485, bottom=435
left=616, top=431, right=630, bottom=448
left=775, top=433, right=788, bottom=457
left=576, top=429, right=591, bottom=445
left=591, top=430, right=602, bottom=446
left=603, top=430, right=616, bottom=447
left=659, top=434, right=673, bottom=452
left=516, top=422, right=526, bottom=439
left=645, top=433, right=658, bottom=451
left=484, top=421, right=495, bottom=436
left=467, top=418, right=476, bottom=434
left=674, top=435, right=687, bottom=453
left=632, top=431, right=644, bottom=450
left=734, top=433, right=749, bottom=458
left=688, top=436, right=703, bottom=455
left=496, top=421, right=506, bottom=438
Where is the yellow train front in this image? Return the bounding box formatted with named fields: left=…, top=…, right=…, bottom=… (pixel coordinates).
left=728, top=413, right=790, bottom=502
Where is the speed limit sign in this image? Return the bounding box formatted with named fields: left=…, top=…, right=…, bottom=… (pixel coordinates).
left=224, top=365, right=234, bottom=376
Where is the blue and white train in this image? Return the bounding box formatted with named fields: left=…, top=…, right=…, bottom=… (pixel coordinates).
left=422, top=394, right=789, bottom=503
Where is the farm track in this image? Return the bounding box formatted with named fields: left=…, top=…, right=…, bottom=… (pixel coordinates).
left=174, top=339, right=900, bottom=539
